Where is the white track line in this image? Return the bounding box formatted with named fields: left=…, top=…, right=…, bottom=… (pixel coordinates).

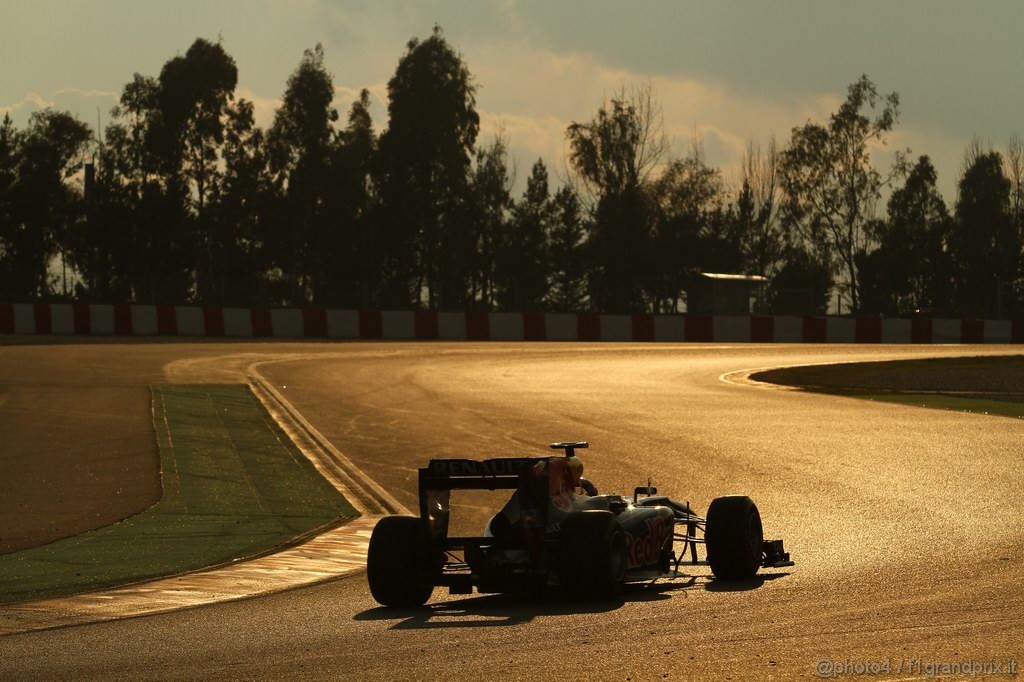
left=247, top=360, right=410, bottom=516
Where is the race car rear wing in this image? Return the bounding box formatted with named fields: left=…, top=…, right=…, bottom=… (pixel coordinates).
left=418, top=457, right=540, bottom=491
left=418, top=457, right=549, bottom=547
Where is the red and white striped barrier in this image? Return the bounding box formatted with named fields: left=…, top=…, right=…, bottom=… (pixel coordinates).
left=1, top=303, right=1022, bottom=343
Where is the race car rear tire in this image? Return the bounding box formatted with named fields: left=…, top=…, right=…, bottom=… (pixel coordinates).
left=705, top=495, right=763, bottom=580
left=558, top=511, right=627, bottom=598
left=367, top=515, right=434, bottom=607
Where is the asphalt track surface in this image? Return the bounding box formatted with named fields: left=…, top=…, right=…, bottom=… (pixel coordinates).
left=1, top=341, right=1022, bottom=680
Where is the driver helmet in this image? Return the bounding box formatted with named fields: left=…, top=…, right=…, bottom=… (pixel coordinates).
left=566, top=455, right=583, bottom=487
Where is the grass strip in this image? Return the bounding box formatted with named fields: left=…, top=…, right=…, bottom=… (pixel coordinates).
left=0, top=384, right=357, bottom=604
left=753, top=355, right=1024, bottom=420
left=798, top=388, right=1024, bottom=419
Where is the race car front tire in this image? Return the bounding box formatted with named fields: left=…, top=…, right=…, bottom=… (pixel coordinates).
left=367, top=515, right=434, bottom=607
left=558, top=510, right=627, bottom=598
left=705, top=495, right=763, bottom=580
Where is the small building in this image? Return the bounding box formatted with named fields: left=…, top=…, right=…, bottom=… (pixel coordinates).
left=686, top=272, right=769, bottom=315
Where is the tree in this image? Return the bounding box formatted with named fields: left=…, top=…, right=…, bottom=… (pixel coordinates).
left=0, top=110, right=91, bottom=300
left=107, top=70, right=192, bottom=304
left=497, top=158, right=550, bottom=311
left=650, top=142, right=728, bottom=312
left=267, top=44, right=339, bottom=304
left=115, top=74, right=160, bottom=181
left=780, top=75, right=905, bottom=313
left=735, top=137, right=785, bottom=281
left=460, top=135, right=512, bottom=309
left=208, top=98, right=272, bottom=304
left=950, top=145, right=1018, bottom=317
left=66, top=123, right=136, bottom=302
left=1008, top=136, right=1024, bottom=227
left=151, top=38, right=239, bottom=301
left=0, top=115, right=18, bottom=291
left=567, top=83, right=667, bottom=313
left=80, top=44, right=235, bottom=305
left=152, top=38, right=237, bottom=209
left=1006, top=135, right=1024, bottom=307
left=68, top=74, right=169, bottom=303
left=857, top=156, right=953, bottom=315
left=323, top=89, right=378, bottom=307
left=377, top=25, right=479, bottom=308
left=546, top=186, right=587, bottom=312
left=566, top=83, right=667, bottom=206
left=769, top=246, right=834, bottom=315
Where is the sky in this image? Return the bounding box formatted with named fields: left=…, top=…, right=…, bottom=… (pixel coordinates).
left=3, top=0, right=1022, bottom=202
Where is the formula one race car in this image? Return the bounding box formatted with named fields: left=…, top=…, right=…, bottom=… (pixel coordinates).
left=367, top=442, right=793, bottom=607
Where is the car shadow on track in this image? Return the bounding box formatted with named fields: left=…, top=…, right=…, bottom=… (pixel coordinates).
left=353, top=574, right=737, bottom=630
left=703, top=572, right=790, bottom=592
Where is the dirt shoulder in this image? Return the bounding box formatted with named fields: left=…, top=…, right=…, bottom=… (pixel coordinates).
left=0, top=340, right=265, bottom=555
left=0, top=384, right=355, bottom=604
left=0, top=339, right=352, bottom=556
left=0, top=347, right=161, bottom=554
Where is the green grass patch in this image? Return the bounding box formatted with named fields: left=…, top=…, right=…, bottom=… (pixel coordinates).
left=809, top=388, right=1024, bottom=419
left=753, top=355, right=1024, bottom=420
left=0, top=384, right=357, bottom=604
left=754, top=354, right=1024, bottom=390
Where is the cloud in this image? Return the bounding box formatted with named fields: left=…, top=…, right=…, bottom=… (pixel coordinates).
left=306, top=32, right=854, bottom=195
left=0, top=88, right=118, bottom=128
left=440, top=37, right=845, bottom=192
left=0, top=92, right=50, bottom=117
left=7, top=30, right=958, bottom=203
left=880, top=125, right=971, bottom=203
left=234, top=80, right=391, bottom=133
left=476, top=109, right=574, bottom=186
left=233, top=86, right=282, bottom=130
left=331, top=83, right=389, bottom=130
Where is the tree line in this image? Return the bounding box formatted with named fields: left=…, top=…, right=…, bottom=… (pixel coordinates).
left=1, top=28, right=1022, bottom=318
